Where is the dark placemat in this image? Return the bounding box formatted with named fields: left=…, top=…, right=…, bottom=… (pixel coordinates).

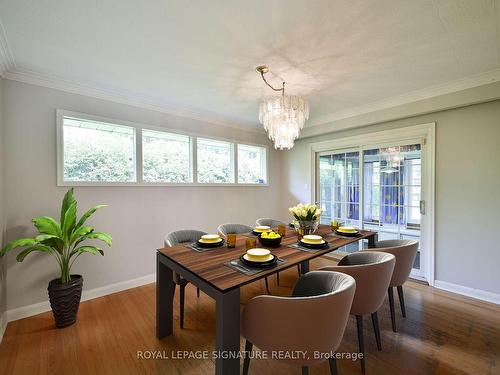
left=224, top=258, right=285, bottom=276
left=328, top=232, right=362, bottom=240
left=288, top=242, right=333, bottom=253
left=184, top=242, right=225, bottom=252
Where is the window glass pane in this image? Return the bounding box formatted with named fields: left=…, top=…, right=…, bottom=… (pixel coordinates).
left=142, top=129, right=192, bottom=183
left=63, top=117, right=136, bottom=182
left=318, top=151, right=360, bottom=224
left=238, top=144, right=267, bottom=184
left=197, top=138, right=234, bottom=183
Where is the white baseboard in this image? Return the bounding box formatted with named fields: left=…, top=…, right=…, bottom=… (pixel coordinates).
left=434, top=280, right=500, bottom=305
left=0, top=312, right=7, bottom=344
left=5, top=273, right=155, bottom=323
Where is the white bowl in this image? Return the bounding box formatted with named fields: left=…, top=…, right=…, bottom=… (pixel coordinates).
left=200, top=234, right=222, bottom=243
left=302, top=235, right=324, bottom=244
left=254, top=225, right=271, bottom=232
left=245, top=248, right=271, bottom=261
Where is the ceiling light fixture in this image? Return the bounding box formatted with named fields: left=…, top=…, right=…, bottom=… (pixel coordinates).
left=256, top=65, right=309, bottom=150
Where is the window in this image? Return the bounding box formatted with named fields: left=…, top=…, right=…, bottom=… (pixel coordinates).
left=142, top=129, right=192, bottom=183
left=318, top=151, right=360, bottom=227
left=197, top=138, right=234, bottom=183
left=62, top=116, right=136, bottom=182
left=238, top=144, right=267, bottom=184
left=57, top=111, right=268, bottom=186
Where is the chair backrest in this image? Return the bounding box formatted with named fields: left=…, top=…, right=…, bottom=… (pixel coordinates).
left=255, top=218, right=286, bottom=228
left=373, top=240, right=419, bottom=287
left=164, top=229, right=207, bottom=247
left=217, top=223, right=253, bottom=237
left=241, top=271, right=355, bottom=366
left=320, top=251, right=395, bottom=316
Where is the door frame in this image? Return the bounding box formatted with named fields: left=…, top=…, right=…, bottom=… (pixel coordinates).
left=308, top=123, right=436, bottom=285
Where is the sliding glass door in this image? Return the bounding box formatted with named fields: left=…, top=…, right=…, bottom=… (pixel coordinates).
left=317, top=143, right=424, bottom=279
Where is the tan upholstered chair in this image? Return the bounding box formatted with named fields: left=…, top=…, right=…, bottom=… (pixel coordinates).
left=241, top=271, right=356, bottom=375
left=320, top=251, right=395, bottom=373
left=371, top=239, right=419, bottom=332
left=217, top=223, right=274, bottom=293
left=164, top=229, right=207, bottom=329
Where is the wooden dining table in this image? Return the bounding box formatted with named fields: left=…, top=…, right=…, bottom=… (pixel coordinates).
left=156, top=225, right=377, bottom=375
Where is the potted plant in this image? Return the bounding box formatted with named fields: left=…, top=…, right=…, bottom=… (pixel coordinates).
left=0, top=188, right=112, bottom=328
left=289, top=203, right=323, bottom=237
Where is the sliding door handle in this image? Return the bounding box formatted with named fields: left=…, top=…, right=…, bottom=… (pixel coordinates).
left=419, top=200, right=426, bottom=215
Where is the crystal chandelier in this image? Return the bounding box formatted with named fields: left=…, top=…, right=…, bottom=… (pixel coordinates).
left=382, top=146, right=404, bottom=173
left=256, top=66, right=309, bottom=150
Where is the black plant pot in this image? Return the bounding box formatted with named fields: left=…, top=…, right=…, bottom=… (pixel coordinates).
left=47, top=274, right=83, bottom=328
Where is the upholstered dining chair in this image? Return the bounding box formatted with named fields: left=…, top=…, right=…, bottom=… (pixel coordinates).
left=320, top=251, right=395, bottom=374
left=255, top=218, right=287, bottom=228
left=255, top=218, right=302, bottom=284
left=241, top=271, right=356, bottom=375
left=217, top=223, right=273, bottom=293
left=369, top=240, right=419, bottom=332
left=217, top=223, right=253, bottom=237
left=164, top=229, right=207, bottom=329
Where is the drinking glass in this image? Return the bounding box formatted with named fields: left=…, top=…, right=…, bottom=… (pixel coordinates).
left=226, top=233, right=237, bottom=248
left=245, top=237, right=257, bottom=250
left=277, top=224, right=286, bottom=237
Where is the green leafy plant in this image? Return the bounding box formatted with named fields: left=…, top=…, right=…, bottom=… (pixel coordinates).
left=0, top=188, right=112, bottom=284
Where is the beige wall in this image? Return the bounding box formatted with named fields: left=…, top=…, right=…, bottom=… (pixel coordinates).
left=2, top=79, right=283, bottom=310
left=281, top=99, right=500, bottom=295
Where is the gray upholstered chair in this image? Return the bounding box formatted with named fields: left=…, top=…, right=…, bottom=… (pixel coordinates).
left=241, top=271, right=356, bottom=375
left=320, top=251, right=396, bottom=373
left=256, top=218, right=301, bottom=285
left=164, top=229, right=207, bottom=329
left=255, top=218, right=287, bottom=228
left=217, top=223, right=253, bottom=237
left=217, top=223, right=274, bottom=293
left=370, top=239, right=419, bottom=332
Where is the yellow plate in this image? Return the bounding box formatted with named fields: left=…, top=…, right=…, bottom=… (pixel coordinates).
left=254, top=226, right=271, bottom=233
left=199, top=238, right=223, bottom=244
left=243, top=253, right=274, bottom=263
left=302, top=239, right=326, bottom=245
left=337, top=226, right=357, bottom=233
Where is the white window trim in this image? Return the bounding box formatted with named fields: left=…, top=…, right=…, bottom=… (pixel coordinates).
left=56, top=109, right=270, bottom=187
left=308, top=122, right=435, bottom=286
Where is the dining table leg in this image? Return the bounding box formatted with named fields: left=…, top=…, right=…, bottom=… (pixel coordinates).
left=300, top=260, right=310, bottom=275
left=215, top=288, right=241, bottom=375
left=156, top=253, right=174, bottom=339
left=367, top=233, right=378, bottom=248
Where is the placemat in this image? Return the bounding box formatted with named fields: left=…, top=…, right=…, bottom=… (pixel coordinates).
left=224, top=258, right=285, bottom=276
left=288, top=242, right=333, bottom=253
left=328, top=233, right=363, bottom=240
left=184, top=241, right=225, bottom=253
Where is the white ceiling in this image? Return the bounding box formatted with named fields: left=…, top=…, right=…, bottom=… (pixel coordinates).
left=0, top=0, right=499, bottom=130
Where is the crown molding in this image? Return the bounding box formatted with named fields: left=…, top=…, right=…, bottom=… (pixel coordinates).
left=307, top=67, right=500, bottom=128
left=2, top=67, right=266, bottom=135
left=0, top=21, right=16, bottom=76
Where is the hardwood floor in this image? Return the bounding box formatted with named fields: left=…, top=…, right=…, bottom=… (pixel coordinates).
left=1, top=257, right=499, bottom=375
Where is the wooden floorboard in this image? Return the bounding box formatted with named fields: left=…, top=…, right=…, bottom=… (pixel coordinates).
left=1, top=257, right=499, bottom=375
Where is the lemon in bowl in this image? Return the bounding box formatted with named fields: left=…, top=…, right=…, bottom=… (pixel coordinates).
left=258, top=230, right=282, bottom=247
